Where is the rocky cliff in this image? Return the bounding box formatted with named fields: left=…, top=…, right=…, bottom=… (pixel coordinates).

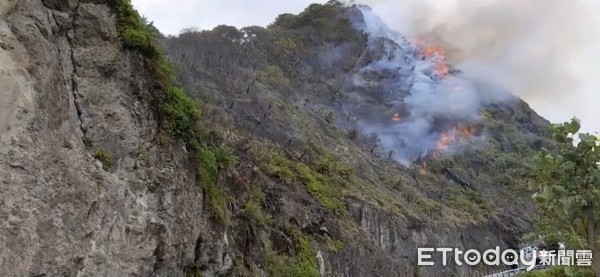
left=0, top=1, right=555, bottom=276
left=0, top=1, right=212, bottom=276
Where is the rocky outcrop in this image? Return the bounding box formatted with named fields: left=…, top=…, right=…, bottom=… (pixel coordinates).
left=0, top=1, right=231, bottom=276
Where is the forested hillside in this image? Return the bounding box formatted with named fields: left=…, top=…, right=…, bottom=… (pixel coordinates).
left=161, top=2, right=557, bottom=276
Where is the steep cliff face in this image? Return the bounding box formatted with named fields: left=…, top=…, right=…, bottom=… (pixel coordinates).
left=0, top=1, right=554, bottom=277
left=0, top=1, right=228, bottom=276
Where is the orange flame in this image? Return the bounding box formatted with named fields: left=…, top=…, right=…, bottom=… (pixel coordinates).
left=454, top=124, right=477, bottom=138
left=436, top=131, right=454, bottom=151
left=391, top=113, right=402, bottom=122
left=420, top=46, right=445, bottom=58
left=432, top=125, right=477, bottom=158
left=412, top=37, right=451, bottom=78
left=436, top=63, right=450, bottom=77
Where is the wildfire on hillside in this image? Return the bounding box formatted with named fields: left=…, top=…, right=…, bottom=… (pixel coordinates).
left=411, top=36, right=451, bottom=78
left=410, top=38, right=479, bottom=159
left=454, top=124, right=477, bottom=138
left=349, top=7, right=506, bottom=169
left=435, top=63, right=450, bottom=77
left=432, top=124, right=478, bottom=159
left=436, top=131, right=454, bottom=151
left=420, top=45, right=445, bottom=57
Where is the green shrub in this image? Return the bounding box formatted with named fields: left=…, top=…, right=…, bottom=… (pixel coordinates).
left=272, top=13, right=298, bottom=28
left=261, top=152, right=296, bottom=183
left=162, top=86, right=201, bottom=140
left=265, top=232, right=320, bottom=277
left=256, top=64, right=290, bottom=89
left=241, top=200, right=273, bottom=227
left=198, top=148, right=229, bottom=225
left=313, top=155, right=353, bottom=185
left=274, top=36, right=300, bottom=53
left=249, top=186, right=267, bottom=201
left=212, top=144, right=238, bottom=172
left=281, top=2, right=362, bottom=43
left=292, top=235, right=320, bottom=277
left=199, top=148, right=218, bottom=185
left=92, top=148, right=114, bottom=168
left=297, top=163, right=346, bottom=214
left=241, top=186, right=273, bottom=227
left=110, top=0, right=161, bottom=57
left=256, top=148, right=348, bottom=214
left=325, top=238, right=344, bottom=253
left=108, top=0, right=202, bottom=148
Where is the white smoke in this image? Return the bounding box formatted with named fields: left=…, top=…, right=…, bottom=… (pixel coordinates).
left=134, top=0, right=600, bottom=131
left=359, top=0, right=600, bottom=133
left=346, top=6, right=514, bottom=164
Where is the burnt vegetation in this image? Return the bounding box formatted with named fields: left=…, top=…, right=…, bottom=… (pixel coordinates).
left=111, top=0, right=558, bottom=275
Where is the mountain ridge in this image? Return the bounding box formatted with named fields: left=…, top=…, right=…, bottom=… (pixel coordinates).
left=163, top=1, right=555, bottom=275
left=0, top=0, right=555, bottom=276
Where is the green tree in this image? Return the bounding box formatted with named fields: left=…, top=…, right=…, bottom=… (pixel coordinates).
left=531, top=118, right=600, bottom=275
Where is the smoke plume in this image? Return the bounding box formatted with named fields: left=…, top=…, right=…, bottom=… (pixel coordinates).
left=360, top=0, right=599, bottom=128
left=338, top=0, right=599, bottom=164
left=344, top=5, right=516, bottom=165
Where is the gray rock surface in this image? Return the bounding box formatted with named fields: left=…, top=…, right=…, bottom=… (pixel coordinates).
left=0, top=1, right=230, bottom=276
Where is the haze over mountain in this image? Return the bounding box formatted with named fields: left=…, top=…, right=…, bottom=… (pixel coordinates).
left=133, top=0, right=600, bottom=134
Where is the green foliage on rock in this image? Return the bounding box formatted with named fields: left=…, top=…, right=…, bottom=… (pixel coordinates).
left=412, top=267, right=420, bottom=277
left=325, top=238, right=344, bottom=253
left=256, top=147, right=347, bottom=214
left=256, top=64, right=290, bottom=89
left=297, top=163, right=346, bottom=214
left=110, top=0, right=161, bottom=57
left=162, top=86, right=201, bottom=141
left=530, top=118, right=600, bottom=274
left=199, top=148, right=218, bottom=185
left=241, top=200, right=273, bottom=227
left=212, top=143, right=239, bottom=173
left=109, top=0, right=240, bottom=229
left=264, top=229, right=320, bottom=277
left=241, top=187, right=273, bottom=227
left=92, top=148, right=114, bottom=168
left=108, top=0, right=201, bottom=147
left=198, top=145, right=238, bottom=226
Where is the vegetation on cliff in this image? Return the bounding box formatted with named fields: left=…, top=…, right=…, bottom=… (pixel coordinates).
left=108, top=0, right=201, bottom=147
left=108, top=0, right=241, bottom=229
